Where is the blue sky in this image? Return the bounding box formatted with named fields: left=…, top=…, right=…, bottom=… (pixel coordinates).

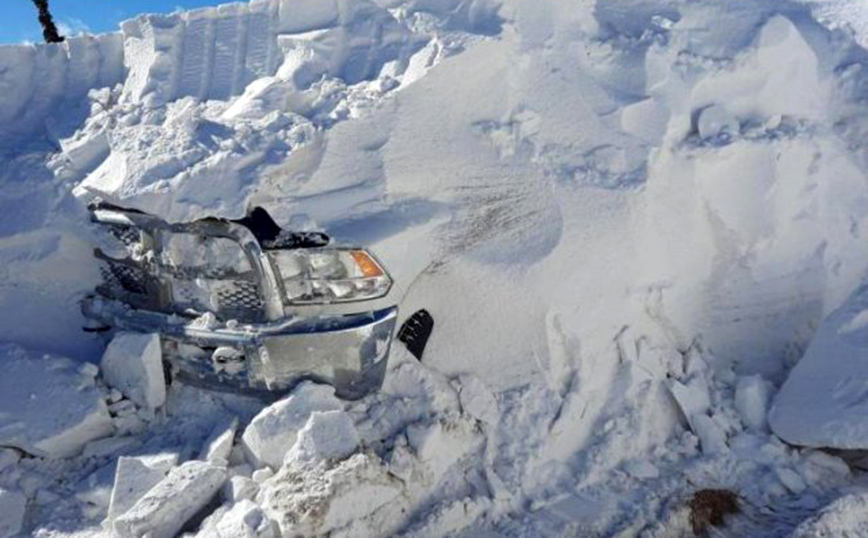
left=2, top=0, right=231, bottom=44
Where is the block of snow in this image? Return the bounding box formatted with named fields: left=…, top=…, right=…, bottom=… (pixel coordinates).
left=112, top=460, right=226, bottom=538
left=456, top=375, right=499, bottom=425
left=252, top=468, right=274, bottom=484
left=697, top=104, right=738, bottom=140
left=692, top=414, right=728, bottom=455
left=199, top=417, right=238, bottom=464
left=258, top=453, right=402, bottom=536
left=776, top=467, right=806, bottom=494
left=668, top=377, right=711, bottom=432
left=241, top=382, right=343, bottom=470
left=223, top=476, right=259, bottom=502
left=771, top=285, right=868, bottom=448
left=283, top=410, right=359, bottom=466
left=100, top=332, right=166, bottom=410
left=106, top=456, right=167, bottom=523
left=195, top=499, right=278, bottom=538
left=734, top=375, right=773, bottom=432
left=0, top=344, right=113, bottom=458
left=0, top=489, right=26, bottom=538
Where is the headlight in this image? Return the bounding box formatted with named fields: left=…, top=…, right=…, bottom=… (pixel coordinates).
left=268, top=248, right=392, bottom=305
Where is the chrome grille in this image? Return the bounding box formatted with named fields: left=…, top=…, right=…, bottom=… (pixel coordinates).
left=215, top=280, right=264, bottom=321
left=101, top=261, right=148, bottom=295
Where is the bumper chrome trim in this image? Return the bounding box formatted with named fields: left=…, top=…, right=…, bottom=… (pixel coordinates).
left=83, top=297, right=397, bottom=399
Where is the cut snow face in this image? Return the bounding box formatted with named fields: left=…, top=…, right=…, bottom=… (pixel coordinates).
left=771, top=284, right=868, bottom=448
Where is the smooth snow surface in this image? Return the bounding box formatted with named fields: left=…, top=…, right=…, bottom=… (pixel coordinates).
left=4, top=0, right=868, bottom=536
left=0, top=345, right=113, bottom=459
left=100, top=332, right=166, bottom=411
left=771, top=284, right=868, bottom=448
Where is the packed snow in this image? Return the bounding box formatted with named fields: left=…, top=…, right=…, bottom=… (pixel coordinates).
left=5, top=0, right=868, bottom=536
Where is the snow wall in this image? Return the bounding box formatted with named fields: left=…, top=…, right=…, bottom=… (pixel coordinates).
left=0, top=33, right=124, bottom=145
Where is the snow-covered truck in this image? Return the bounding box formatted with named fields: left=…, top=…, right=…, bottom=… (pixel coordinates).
left=80, top=203, right=431, bottom=399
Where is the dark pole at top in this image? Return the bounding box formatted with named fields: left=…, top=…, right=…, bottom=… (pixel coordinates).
left=30, top=0, right=65, bottom=43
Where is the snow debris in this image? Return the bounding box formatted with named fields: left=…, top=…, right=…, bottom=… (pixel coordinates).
left=258, top=452, right=403, bottom=537
left=406, top=418, right=481, bottom=480
left=222, top=476, right=259, bottom=503
left=283, top=410, right=360, bottom=466
left=735, top=375, right=773, bottom=433
left=455, top=375, right=499, bottom=425
left=0, top=489, right=26, bottom=538
left=0, top=450, right=20, bottom=473
left=697, top=104, right=739, bottom=141
left=111, top=460, right=226, bottom=538
left=788, top=491, right=868, bottom=538
left=194, top=499, right=278, bottom=538
left=100, top=332, right=166, bottom=411
left=251, top=468, right=274, bottom=485
left=105, top=455, right=176, bottom=524
left=0, top=344, right=113, bottom=458
left=240, top=382, right=343, bottom=470
left=199, top=417, right=238, bottom=464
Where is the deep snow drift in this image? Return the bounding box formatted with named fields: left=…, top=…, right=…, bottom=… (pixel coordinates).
left=5, top=0, right=868, bottom=536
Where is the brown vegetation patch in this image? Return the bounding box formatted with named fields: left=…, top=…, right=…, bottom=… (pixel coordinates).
left=689, top=489, right=739, bottom=536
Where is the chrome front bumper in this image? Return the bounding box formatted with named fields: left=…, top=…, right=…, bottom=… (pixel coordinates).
left=84, top=298, right=397, bottom=399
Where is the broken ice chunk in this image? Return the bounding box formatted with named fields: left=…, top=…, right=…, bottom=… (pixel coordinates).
left=283, top=410, right=359, bottom=467
left=692, top=415, right=728, bottom=455
left=106, top=456, right=174, bottom=524
left=199, top=416, right=239, bottom=464
left=241, top=382, right=343, bottom=470
left=194, top=499, right=278, bottom=538
left=734, top=375, right=773, bottom=432
left=668, top=377, right=711, bottom=432
left=223, top=476, right=259, bottom=503
left=111, top=461, right=226, bottom=538
left=100, top=332, right=166, bottom=411
left=258, top=453, right=402, bottom=537
left=456, top=375, right=499, bottom=425
left=0, top=489, right=26, bottom=538
left=0, top=344, right=113, bottom=458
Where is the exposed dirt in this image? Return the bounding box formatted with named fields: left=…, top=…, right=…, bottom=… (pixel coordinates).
left=689, top=489, right=740, bottom=536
